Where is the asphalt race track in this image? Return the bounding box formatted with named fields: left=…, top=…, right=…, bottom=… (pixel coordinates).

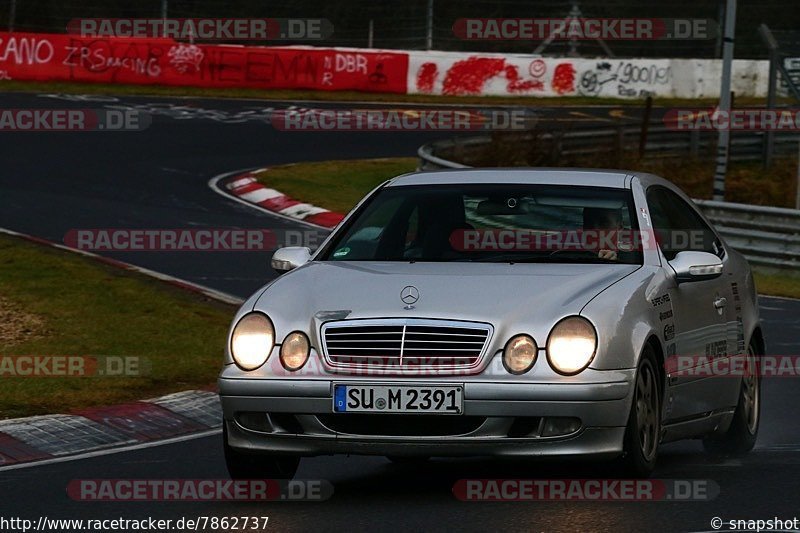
left=1, top=91, right=799, bottom=532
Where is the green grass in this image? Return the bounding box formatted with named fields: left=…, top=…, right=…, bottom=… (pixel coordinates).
left=754, top=271, right=800, bottom=300
left=460, top=132, right=800, bottom=209
left=0, top=233, right=235, bottom=419
left=255, top=157, right=418, bottom=214
left=553, top=156, right=800, bottom=209
left=0, top=79, right=780, bottom=107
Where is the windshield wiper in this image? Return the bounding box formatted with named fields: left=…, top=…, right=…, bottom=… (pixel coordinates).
left=443, top=253, right=620, bottom=264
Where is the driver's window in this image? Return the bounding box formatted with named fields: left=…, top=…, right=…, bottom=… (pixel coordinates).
left=646, top=187, right=719, bottom=260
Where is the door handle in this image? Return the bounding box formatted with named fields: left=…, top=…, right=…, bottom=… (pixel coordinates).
left=713, top=297, right=728, bottom=309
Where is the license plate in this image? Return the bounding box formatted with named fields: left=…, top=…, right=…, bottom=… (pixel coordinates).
left=333, top=384, right=463, bottom=414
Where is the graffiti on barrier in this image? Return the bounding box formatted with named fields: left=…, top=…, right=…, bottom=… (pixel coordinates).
left=415, top=56, right=568, bottom=96
left=551, top=63, right=576, bottom=95
left=408, top=53, right=684, bottom=98
left=2, top=32, right=409, bottom=93
left=168, top=44, right=205, bottom=75
left=0, top=36, right=55, bottom=65
left=63, top=39, right=163, bottom=78
left=578, top=61, right=671, bottom=98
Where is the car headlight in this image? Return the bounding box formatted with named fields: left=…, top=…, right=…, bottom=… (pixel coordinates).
left=503, top=334, right=538, bottom=375
left=280, top=331, right=310, bottom=371
left=546, top=316, right=597, bottom=375
left=230, top=313, right=274, bottom=371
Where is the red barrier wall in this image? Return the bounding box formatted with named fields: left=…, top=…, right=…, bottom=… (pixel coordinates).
left=0, top=33, right=408, bottom=93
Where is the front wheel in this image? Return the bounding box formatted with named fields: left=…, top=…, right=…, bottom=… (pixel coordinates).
left=620, top=344, right=661, bottom=477
left=703, top=341, right=761, bottom=455
left=223, top=425, right=300, bottom=480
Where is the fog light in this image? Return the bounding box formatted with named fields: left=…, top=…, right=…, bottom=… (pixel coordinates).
left=280, top=331, right=310, bottom=371
left=541, top=417, right=582, bottom=437
left=503, top=334, right=538, bottom=375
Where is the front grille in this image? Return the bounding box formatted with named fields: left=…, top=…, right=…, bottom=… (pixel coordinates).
left=317, top=414, right=486, bottom=436
left=321, top=319, right=492, bottom=371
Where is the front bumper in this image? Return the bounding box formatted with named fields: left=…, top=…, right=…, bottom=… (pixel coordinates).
left=219, top=372, right=635, bottom=459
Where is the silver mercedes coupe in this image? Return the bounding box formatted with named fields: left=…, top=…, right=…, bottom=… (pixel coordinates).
left=219, top=169, right=763, bottom=478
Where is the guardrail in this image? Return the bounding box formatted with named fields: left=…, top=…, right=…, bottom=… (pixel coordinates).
left=418, top=136, right=800, bottom=271
left=419, top=124, right=800, bottom=169
left=695, top=200, right=800, bottom=269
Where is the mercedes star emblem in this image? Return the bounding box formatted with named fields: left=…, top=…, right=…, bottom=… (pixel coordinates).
left=400, top=286, right=420, bottom=306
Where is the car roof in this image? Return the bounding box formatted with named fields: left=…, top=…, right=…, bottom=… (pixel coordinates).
left=387, top=168, right=632, bottom=188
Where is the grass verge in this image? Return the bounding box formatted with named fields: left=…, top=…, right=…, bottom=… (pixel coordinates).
left=754, top=271, right=800, bottom=300
left=255, top=157, right=418, bottom=214
left=0, top=233, right=234, bottom=419
left=457, top=131, right=800, bottom=209
left=0, top=80, right=778, bottom=107
left=254, top=158, right=800, bottom=298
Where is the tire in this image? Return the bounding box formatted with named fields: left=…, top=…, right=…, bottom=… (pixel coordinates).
left=223, top=425, right=300, bottom=480
left=620, top=344, right=662, bottom=477
left=703, top=341, right=761, bottom=455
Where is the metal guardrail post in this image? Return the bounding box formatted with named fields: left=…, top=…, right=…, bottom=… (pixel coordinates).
left=712, top=0, right=738, bottom=201
left=8, top=0, right=16, bottom=32
left=690, top=129, right=700, bottom=158
left=759, top=24, right=779, bottom=169
left=425, top=0, right=433, bottom=50
left=638, top=97, right=653, bottom=159
left=161, top=0, right=168, bottom=38
left=796, top=141, right=800, bottom=210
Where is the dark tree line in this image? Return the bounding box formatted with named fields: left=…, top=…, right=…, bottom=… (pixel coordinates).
left=2, top=0, right=798, bottom=58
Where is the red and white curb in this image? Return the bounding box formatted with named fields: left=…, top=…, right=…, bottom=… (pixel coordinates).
left=222, top=170, right=345, bottom=229
left=0, top=391, right=221, bottom=469
left=0, top=227, right=240, bottom=469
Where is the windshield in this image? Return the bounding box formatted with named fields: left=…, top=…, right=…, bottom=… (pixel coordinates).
left=319, top=183, right=642, bottom=264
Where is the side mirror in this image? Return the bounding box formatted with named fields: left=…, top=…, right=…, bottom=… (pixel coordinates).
left=668, top=251, right=723, bottom=283
left=271, top=247, right=311, bottom=273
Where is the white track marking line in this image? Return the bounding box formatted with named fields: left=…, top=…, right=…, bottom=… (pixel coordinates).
left=0, top=227, right=244, bottom=306
left=38, top=93, right=614, bottom=110
left=0, top=429, right=221, bottom=472
left=759, top=294, right=800, bottom=303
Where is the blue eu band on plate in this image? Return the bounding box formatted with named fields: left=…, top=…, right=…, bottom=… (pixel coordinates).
left=333, top=384, right=463, bottom=414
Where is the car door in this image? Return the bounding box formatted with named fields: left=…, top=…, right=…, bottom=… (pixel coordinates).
left=645, top=186, right=739, bottom=422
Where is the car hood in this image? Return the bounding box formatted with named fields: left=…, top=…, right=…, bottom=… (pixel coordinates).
left=255, top=261, right=639, bottom=328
